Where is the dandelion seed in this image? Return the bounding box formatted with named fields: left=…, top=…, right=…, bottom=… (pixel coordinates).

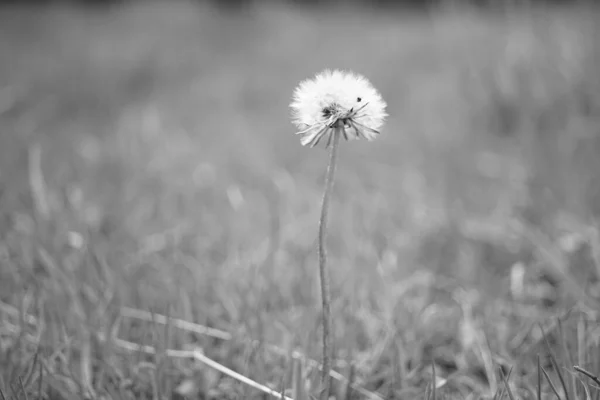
left=290, top=69, right=387, bottom=147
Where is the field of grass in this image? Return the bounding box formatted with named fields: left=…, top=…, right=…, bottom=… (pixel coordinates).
left=1, top=1, right=600, bottom=399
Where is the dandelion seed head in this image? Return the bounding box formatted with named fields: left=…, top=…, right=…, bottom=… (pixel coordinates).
left=290, top=69, right=387, bottom=147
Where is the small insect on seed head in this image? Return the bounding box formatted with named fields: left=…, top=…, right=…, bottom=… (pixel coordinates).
left=290, top=69, right=387, bottom=148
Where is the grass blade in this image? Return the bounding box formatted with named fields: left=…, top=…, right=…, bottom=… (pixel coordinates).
left=431, top=360, right=437, bottom=400
left=292, top=354, right=308, bottom=400
left=500, top=367, right=516, bottom=400
left=577, top=375, right=593, bottom=400
left=344, top=363, right=355, bottom=400
left=542, top=366, right=562, bottom=400
left=574, top=366, right=600, bottom=388
left=18, top=377, right=30, bottom=400
left=538, top=355, right=542, bottom=400
left=541, top=324, right=570, bottom=400
left=557, top=318, right=575, bottom=399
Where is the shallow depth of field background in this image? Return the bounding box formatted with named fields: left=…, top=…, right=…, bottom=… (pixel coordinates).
left=1, top=0, right=600, bottom=399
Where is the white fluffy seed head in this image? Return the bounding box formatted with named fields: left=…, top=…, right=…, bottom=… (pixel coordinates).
left=290, top=69, right=387, bottom=147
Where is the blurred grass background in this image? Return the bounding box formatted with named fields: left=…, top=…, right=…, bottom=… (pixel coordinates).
left=0, top=0, right=600, bottom=399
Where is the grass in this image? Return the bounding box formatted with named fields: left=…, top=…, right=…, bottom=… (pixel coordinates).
left=0, top=1, right=600, bottom=399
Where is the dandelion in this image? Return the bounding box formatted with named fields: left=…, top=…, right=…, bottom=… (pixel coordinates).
left=291, top=69, right=387, bottom=148
left=290, top=69, right=387, bottom=400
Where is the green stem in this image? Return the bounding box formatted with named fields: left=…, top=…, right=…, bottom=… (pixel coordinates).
left=318, top=125, right=341, bottom=400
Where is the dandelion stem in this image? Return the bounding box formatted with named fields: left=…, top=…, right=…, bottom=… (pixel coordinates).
left=318, top=124, right=341, bottom=400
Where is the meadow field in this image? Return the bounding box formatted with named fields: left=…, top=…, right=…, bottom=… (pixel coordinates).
left=0, top=1, right=599, bottom=399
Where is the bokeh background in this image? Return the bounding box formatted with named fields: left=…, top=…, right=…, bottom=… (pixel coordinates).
left=1, top=0, right=599, bottom=398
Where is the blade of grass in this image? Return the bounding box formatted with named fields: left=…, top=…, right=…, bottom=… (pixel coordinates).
left=538, top=355, right=542, bottom=400
left=292, top=354, right=308, bottom=400
left=21, top=349, right=40, bottom=389
left=159, top=304, right=174, bottom=398
left=18, top=377, right=30, bottom=400
left=431, top=360, right=437, bottom=400
left=500, top=367, right=516, bottom=400
left=574, top=366, right=600, bottom=387
left=557, top=318, right=575, bottom=399
left=37, top=361, right=43, bottom=400
left=279, top=357, right=288, bottom=400
left=542, top=366, right=563, bottom=400
left=280, top=384, right=286, bottom=400
left=541, top=324, right=570, bottom=400
left=344, top=362, right=355, bottom=400
left=478, top=329, right=498, bottom=396
left=580, top=378, right=592, bottom=400
left=496, top=378, right=507, bottom=400
left=195, top=349, right=296, bottom=400
left=577, top=315, right=586, bottom=372
left=80, top=330, right=95, bottom=398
